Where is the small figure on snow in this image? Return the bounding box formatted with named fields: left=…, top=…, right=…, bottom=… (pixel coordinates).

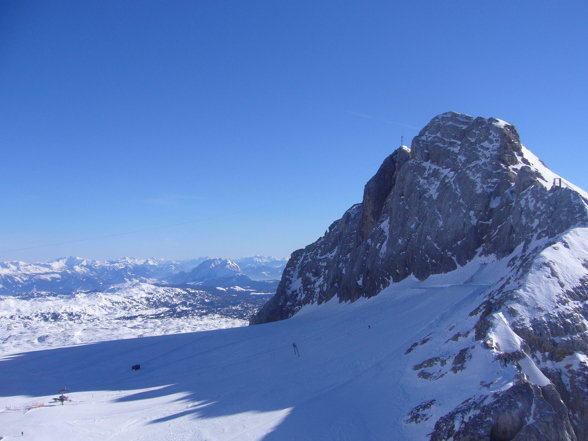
left=292, top=342, right=300, bottom=357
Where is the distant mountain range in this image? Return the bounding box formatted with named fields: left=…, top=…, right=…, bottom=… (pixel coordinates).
left=0, top=255, right=288, bottom=294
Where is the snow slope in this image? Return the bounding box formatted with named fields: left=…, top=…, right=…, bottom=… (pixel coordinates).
left=3, top=241, right=579, bottom=440
left=0, top=273, right=469, bottom=439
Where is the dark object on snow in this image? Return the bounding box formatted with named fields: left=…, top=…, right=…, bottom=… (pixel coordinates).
left=292, top=343, right=300, bottom=357
left=132, top=364, right=141, bottom=371
left=52, top=394, right=68, bottom=405
left=52, top=388, right=69, bottom=405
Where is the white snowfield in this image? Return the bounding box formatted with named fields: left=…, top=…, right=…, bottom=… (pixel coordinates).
left=0, top=282, right=248, bottom=355
left=2, top=229, right=587, bottom=440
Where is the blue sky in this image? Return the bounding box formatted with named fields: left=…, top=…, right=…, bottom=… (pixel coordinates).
left=1, top=1, right=587, bottom=262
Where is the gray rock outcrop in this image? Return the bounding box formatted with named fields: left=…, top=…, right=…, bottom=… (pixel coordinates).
left=251, top=111, right=588, bottom=324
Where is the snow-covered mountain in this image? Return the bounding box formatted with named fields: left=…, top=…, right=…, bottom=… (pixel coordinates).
left=0, top=256, right=287, bottom=294
left=250, top=112, right=588, bottom=439
left=1, top=112, right=586, bottom=440
left=184, top=258, right=244, bottom=283
left=178, top=258, right=282, bottom=291
left=0, top=257, right=193, bottom=294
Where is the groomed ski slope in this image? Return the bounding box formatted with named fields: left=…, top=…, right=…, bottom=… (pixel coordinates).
left=0, top=257, right=523, bottom=440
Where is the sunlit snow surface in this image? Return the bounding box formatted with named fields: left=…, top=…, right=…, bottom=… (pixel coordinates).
left=2, top=229, right=588, bottom=439
left=0, top=282, right=264, bottom=355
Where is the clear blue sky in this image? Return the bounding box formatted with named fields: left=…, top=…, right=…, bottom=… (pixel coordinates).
left=1, top=1, right=587, bottom=262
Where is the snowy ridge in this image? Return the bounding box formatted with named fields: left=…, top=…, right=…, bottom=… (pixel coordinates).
left=518, top=145, right=588, bottom=199
left=402, top=227, right=588, bottom=439
left=236, top=256, right=289, bottom=280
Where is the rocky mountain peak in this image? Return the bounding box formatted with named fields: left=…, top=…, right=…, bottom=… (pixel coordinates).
left=250, top=111, right=588, bottom=439
left=410, top=111, right=523, bottom=169
left=251, top=112, right=588, bottom=324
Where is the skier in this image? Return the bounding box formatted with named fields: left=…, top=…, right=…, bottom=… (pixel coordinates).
left=292, top=342, right=300, bottom=357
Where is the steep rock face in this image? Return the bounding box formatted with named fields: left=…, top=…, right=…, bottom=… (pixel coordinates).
left=251, top=112, right=588, bottom=324
left=250, top=112, right=588, bottom=440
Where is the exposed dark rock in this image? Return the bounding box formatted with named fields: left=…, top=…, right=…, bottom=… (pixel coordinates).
left=413, top=356, right=448, bottom=371
left=251, top=112, right=588, bottom=325
left=451, top=347, right=474, bottom=373
left=406, top=399, right=437, bottom=424
left=430, top=383, right=576, bottom=441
